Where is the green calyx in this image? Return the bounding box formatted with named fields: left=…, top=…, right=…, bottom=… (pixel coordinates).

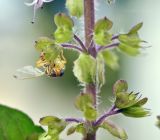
left=75, top=93, right=97, bottom=121
left=39, top=116, right=67, bottom=140
left=113, top=80, right=150, bottom=118
left=66, top=0, right=84, bottom=18
left=118, top=22, right=144, bottom=56
left=35, top=37, right=62, bottom=62
left=54, top=13, right=74, bottom=43
left=100, top=120, right=128, bottom=140
left=94, top=17, right=113, bottom=46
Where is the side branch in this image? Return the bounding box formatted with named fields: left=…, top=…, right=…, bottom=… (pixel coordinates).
left=95, top=106, right=121, bottom=126
left=74, top=34, right=87, bottom=52
left=65, top=118, right=84, bottom=123
left=61, top=43, right=83, bottom=52
left=97, top=42, right=119, bottom=52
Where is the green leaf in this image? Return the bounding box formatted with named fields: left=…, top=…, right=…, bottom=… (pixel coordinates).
left=0, top=104, right=44, bottom=140
left=122, top=107, right=150, bottom=118
left=84, top=107, right=97, bottom=121
left=128, top=22, right=143, bottom=35
left=66, top=0, right=84, bottom=18
left=75, top=93, right=94, bottom=111
left=113, top=80, right=128, bottom=94
left=94, top=17, right=113, bottom=46
left=101, top=120, right=128, bottom=140
left=73, top=54, right=96, bottom=84
left=102, top=50, right=119, bottom=70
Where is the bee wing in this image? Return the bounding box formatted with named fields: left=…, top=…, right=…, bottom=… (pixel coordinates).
left=13, top=65, right=45, bottom=80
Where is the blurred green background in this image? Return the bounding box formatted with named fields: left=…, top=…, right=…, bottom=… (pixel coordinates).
left=0, top=0, right=160, bottom=139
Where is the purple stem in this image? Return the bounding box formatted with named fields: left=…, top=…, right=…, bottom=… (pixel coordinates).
left=65, top=118, right=83, bottom=123
left=74, top=34, right=87, bottom=52
left=98, top=42, right=120, bottom=52
left=95, top=106, right=121, bottom=126
left=112, top=34, right=119, bottom=40
left=61, top=43, right=83, bottom=52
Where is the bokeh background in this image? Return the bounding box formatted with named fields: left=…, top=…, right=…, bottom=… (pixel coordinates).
left=0, top=0, right=160, bottom=139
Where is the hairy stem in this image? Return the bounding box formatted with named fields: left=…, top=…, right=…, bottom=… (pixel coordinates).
left=95, top=106, right=121, bottom=126
left=84, top=0, right=95, bottom=49
left=83, top=0, right=96, bottom=140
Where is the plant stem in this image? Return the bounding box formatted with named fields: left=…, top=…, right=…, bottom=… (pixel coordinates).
left=74, top=34, right=87, bottom=52
left=84, top=0, right=95, bottom=49
left=65, top=118, right=84, bottom=123
left=97, top=42, right=119, bottom=52
left=82, top=133, right=96, bottom=140
left=83, top=0, right=96, bottom=140
left=85, top=84, right=97, bottom=108
left=61, top=43, right=83, bottom=52
left=95, top=106, right=121, bottom=126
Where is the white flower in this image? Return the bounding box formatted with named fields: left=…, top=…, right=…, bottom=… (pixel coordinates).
left=25, top=0, right=54, bottom=23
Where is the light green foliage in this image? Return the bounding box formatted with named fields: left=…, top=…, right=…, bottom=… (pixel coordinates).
left=39, top=116, right=67, bottom=140
left=101, top=120, right=128, bottom=140
left=73, top=54, right=96, bottom=84
left=54, top=13, right=74, bottom=43
left=101, top=50, right=119, bottom=70
left=113, top=80, right=128, bottom=94
left=0, top=105, right=44, bottom=140
left=35, top=37, right=62, bottom=62
left=84, top=106, right=97, bottom=121
left=118, top=22, right=143, bottom=56
left=156, top=116, right=160, bottom=128
left=66, top=0, right=84, bottom=18
left=67, top=126, right=76, bottom=136
left=113, top=80, right=150, bottom=118
left=67, top=123, right=86, bottom=136
left=75, top=94, right=94, bottom=111
left=35, top=37, right=55, bottom=52
left=122, top=106, right=150, bottom=118
left=94, top=17, right=113, bottom=46
left=96, top=55, right=105, bottom=89
left=75, top=93, right=97, bottom=121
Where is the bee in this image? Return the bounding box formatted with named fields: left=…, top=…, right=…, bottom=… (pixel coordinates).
left=14, top=51, right=66, bottom=79
left=36, top=51, right=66, bottom=77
